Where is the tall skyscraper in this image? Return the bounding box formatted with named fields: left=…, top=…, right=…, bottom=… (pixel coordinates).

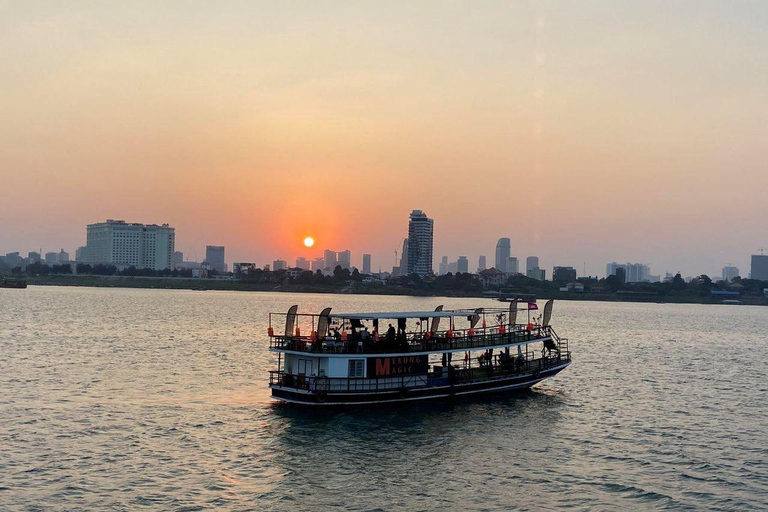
left=406, top=210, right=434, bottom=277
left=477, top=255, right=486, bottom=272
left=324, top=249, right=337, bottom=270
left=722, top=266, right=739, bottom=282
left=495, top=238, right=511, bottom=272
left=438, top=256, right=448, bottom=275
left=457, top=256, right=469, bottom=274
left=28, top=251, right=41, bottom=264
left=311, top=257, right=325, bottom=272
left=44, top=252, right=58, bottom=264
left=338, top=250, right=351, bottom=269
left=84, top=220, right=175, bottom=271
left=205, top=245, right=226, bottom=272
left=751, top=255, right=768, bottom=280
left=273, top=259, right=287, bottom=271
left=526, top=256, right=539, bottom=274
left=362, top=254, right=371, bottom=274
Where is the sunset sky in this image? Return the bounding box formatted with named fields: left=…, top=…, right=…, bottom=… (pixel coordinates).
left=1, top=1, right=766, bottom=277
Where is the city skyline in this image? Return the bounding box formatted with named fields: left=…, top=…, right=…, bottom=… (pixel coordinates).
left=2, top=2, right=767, bottom=277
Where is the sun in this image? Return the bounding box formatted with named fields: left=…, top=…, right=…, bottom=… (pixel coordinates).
left=303, top=236, right=315, bottom=248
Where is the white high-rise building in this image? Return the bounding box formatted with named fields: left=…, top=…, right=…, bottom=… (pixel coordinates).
left=477, top=255, right=487, bottom=272
left=722, top=266, right=740, bottom=282
left=84, top=220, right=175, bottom=271
left=439, top=256, right=448, bottom=275
left=362, top=254, right=371, bottom=275
left=406, top=210, right=434, bottom=277
left=273, top=259, right=287, bottom=271
left=606, top=262, right=651, bottom=283
left=495, top=238, right=511, bottom=272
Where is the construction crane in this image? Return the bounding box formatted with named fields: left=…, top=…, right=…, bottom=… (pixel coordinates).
left=393, top=238, right=406, bottom=267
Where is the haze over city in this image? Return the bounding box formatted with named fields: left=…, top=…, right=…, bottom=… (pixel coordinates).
left=2, top=1, right=766, bottom=277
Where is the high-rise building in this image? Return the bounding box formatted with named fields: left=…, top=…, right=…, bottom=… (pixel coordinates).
left=495, top=238, right=511, bottom=273
left=362, top=254, right=371, bottom=274
left=5, top=252, right=22, bottom=268
left=273, top=259, right=287, bottom=271
left=27, top=251, right=41, bottom=264
left=526, top=256, right=539, bottom=274
left=477, top=255, right=486, bottom=272
left=205, top=246, right=226, bottom=272
left=447, top=261, right=458, bottom=274
left=527, top=267, right=546, bottom=281
left=296, top=257, right=310, bottom=270
left=606, top=262, right=651, bottom=282
left=406, top=210, right=434, bottom=277
left=553, top=266, right=577, bottom=282
left=311, top=257, right=325, bottom=272
left=172, top=251, right=184, bottom=268
left=84, top=220, right=175, bottom=271
left=457, top=256, right=469, bottom=274
left=57, top=249, right=70, bottom=262
left=44, top=252, right=58, bottom=264
left=338, top=250, right=351, bottom=270
left=506, top=257, right=519, bottom=275
left=324, top=250, right=337, bottom=270
left=722, top=266, right=740, bottom=282
left=439, top=256, right=448, bottom=275
left=751, top=255, right=768, bottom=281
left=75, top=246, right=87, bottom=262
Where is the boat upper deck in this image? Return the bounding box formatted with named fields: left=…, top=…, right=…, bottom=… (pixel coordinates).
left=268, top=302, right=559, bottom=356
left=269, top=324, right=556, bottom=355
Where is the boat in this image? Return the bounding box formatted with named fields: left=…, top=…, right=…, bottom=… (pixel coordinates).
left=268, top=299, right=571, bottom=405
left=0, top=277, right=27, bottom=289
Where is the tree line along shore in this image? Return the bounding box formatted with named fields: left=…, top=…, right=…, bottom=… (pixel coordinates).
left=14, top=264, right=768, bottom=306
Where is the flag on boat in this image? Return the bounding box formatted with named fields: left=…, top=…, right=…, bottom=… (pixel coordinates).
left=528, top=302, right=538, bottom=310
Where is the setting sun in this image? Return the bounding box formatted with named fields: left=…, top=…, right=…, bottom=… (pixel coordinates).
left=303, top=237, right=315, bottom=248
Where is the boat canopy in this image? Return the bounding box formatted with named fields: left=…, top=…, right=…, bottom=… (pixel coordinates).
left=330, top=310, right=471, bottom=320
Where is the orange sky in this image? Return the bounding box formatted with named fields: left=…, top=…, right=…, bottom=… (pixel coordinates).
left=1, top=2, right=766, bottom=277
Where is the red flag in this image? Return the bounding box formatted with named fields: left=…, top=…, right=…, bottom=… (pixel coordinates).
left=528, top=302, right=538, bottom=310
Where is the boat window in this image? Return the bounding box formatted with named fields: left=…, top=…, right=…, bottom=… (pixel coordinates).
left=298, top=359, right=313, bottom=375
left=348, top=359, right=364, bottom=378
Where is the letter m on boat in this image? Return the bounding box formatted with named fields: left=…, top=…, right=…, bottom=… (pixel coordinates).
left=375, top=358, right=391, bottom=376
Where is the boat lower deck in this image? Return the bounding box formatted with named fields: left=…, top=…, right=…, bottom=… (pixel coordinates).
left=270, top=353, right=571, bottom=405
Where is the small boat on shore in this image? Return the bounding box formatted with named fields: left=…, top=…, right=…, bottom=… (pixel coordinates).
left=0, top=277, right=27, bottom=289
left=268, top=300, right=571, bottom=406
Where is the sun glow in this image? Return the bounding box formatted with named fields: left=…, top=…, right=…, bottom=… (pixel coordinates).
left=303, top=236, right=315, bottom=248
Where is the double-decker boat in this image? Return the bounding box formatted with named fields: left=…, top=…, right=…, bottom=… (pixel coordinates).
left=0, top=277, right=27, bottom=289
left=268, top=299, right=571, bottom=406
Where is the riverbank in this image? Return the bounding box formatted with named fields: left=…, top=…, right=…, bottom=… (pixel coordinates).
left=23, top=275, right=768, bottom=306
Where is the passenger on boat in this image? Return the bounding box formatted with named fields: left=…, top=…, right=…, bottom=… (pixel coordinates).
left=386, top=324, right=396, bottom=342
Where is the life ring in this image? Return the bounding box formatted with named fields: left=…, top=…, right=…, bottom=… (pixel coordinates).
left=317, top=392, right=327, bottom=403
left=399, top=388, right=410, bottom=399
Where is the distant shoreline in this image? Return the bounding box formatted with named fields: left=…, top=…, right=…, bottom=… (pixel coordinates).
left=22, top=275, right=768, bottom=306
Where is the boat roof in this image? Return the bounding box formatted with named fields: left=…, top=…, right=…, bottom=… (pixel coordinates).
left=330, top=310, right=473, bottom=320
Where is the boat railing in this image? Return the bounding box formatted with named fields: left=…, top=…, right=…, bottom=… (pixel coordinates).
left=268, top=324, right=556, bottom=354
left=269, top=350, right=570, bottom=394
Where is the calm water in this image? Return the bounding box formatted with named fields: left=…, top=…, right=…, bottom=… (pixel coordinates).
left=1, top=286, right=767, bottom=511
